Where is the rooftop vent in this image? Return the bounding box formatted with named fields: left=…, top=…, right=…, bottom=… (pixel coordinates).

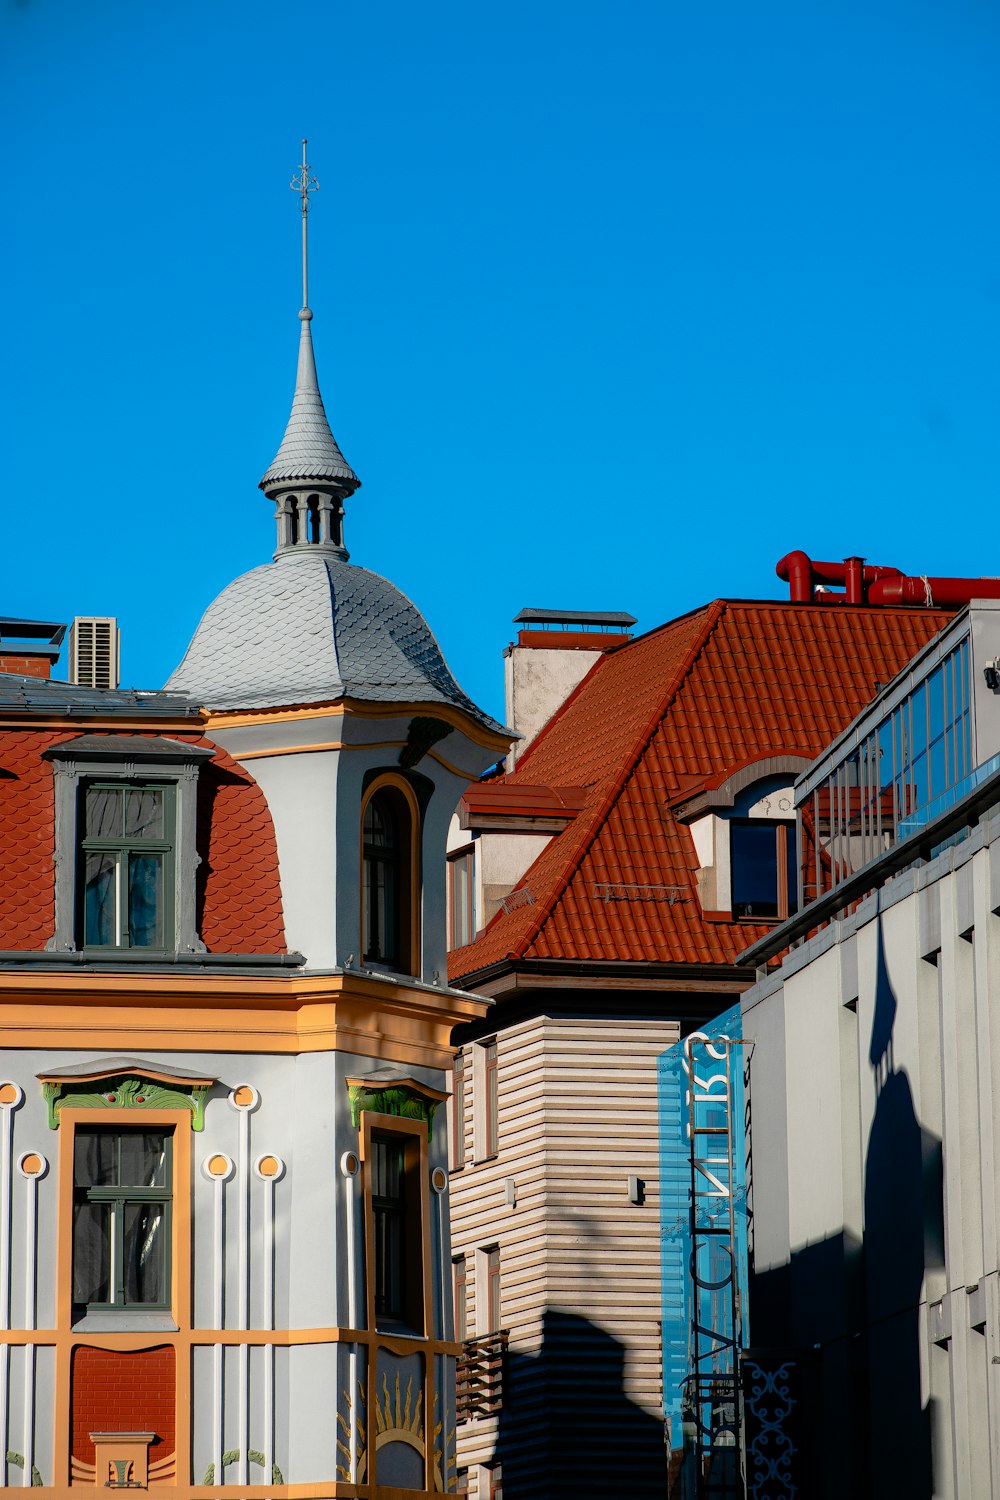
left=69, top=617, right=120, bottom=690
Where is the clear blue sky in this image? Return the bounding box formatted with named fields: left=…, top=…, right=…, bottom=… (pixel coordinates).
left=3, top=0, right=999, bottom=722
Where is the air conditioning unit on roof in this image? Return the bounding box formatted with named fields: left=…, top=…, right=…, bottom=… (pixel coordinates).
left=69, top=617, right=120, bottom=690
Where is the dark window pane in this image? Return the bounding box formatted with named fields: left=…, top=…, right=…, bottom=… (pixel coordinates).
left=72, top=1200, right=111, bottom=1304
left=485, top=1041, right=499, bottom=1156
left=364, top=854, right=397, bottom=963
left=364, top=796, right=396, bottom=851
left=731, top=822, right=779, bottom=918
left=74, top=1130, right=117, bottom=1187
left=119, top=1131, right=167, bottom=1188
left=372, top=1136, right=406, bottom=1320
left=85, top=787, right=122, bottom=838
left=123, top=1202, right=166, bottom=1304
left=488, top=1248, right=501, bottom=1331
left=363, top=790, right=406, bottom=967
left=124, top=788, right=163, bottom=840
left=128, top=854, right=162, bottom=947
left=85, top=853, right=118, bottom=945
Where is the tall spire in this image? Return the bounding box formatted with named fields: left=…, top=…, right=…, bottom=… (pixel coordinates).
left=261, top=140, right=360, bottom=560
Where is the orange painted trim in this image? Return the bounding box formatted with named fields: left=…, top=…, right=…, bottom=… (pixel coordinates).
left=0, top=1327, right=461, bottom=1354
left=235, top=740, right=401, bottom=760
left=53, top=1107, right=192, bottom=1488
left=358, top=1111, right=439, bottom=1492
left=0, top=970, right=489, bottom=1067
left=204, top=697, right=510, bottom=752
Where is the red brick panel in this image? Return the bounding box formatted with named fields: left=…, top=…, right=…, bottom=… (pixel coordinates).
left=71, top=1344, right=176, bottom=1465
left=0, top=657, right=51, bottom=678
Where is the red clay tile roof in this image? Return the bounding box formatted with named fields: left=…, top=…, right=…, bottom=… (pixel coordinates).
left=0, top=729, right=285, bottom=954
left=449, top=600, right=951, bottom=980
left=460, top=783, right=588, bottom=823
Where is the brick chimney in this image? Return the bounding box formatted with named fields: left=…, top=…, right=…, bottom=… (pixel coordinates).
left=504, top=608, right=635, bottom=767
left=0, top=616, right=66, bottom=679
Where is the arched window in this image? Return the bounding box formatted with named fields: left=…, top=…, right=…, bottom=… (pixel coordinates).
left=362, top=782, right=417, bottom=973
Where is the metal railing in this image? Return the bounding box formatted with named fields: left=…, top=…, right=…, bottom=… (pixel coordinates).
left=456, top=1330, right=509, bottom=1421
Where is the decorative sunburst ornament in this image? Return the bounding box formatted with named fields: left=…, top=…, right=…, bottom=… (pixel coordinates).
left=336, top=1374, right=455, bottom=1490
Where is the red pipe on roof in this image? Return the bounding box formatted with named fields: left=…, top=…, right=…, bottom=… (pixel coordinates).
left=777, top=550, right=1000, bottom=608
left=776, top=551, right=902, bottom=604
left=867, top=575, right=1000, bottom=608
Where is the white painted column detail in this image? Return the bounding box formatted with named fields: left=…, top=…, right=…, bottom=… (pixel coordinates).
left=203, top=1151, right=234, bottom=1487
left=229, top=1086, right=259, bottom=1491
left=17, top=1151, right=45, bottom=1491
left=0, top=1084, right=24, bottom=1489
left=340, top=1151, right=361, bottom=1483
left=254, top=1153, right=284, bottom=1485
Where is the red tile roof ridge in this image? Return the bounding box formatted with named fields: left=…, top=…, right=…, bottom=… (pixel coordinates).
left=508, top=601, right=728, bottom=960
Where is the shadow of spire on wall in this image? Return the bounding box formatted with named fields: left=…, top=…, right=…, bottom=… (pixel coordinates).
left=747, top=911, right=944, bottom=1498
left=491, top=1309, right=666, bottom=1499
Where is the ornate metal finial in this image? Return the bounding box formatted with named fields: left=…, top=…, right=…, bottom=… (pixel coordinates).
left=290, top=138, right=319, bottom=311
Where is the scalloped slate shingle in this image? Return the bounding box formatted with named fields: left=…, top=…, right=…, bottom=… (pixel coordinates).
left=165, top=553, right=504, bottom=730
left=0, top=729, right=286, bottom=955
left=259, top=316, right=359, bottom=492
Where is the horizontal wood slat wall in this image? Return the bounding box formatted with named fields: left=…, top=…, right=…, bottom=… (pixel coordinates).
left=449, top=1013, right=680, bottom=1497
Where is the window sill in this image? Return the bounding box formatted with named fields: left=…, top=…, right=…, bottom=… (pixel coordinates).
left=375, top=1316, right=425, bottom=1340
left=72, top=1310, right=178, bottom=1333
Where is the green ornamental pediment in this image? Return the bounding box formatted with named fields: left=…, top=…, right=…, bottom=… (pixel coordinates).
left=346, top=1073, right=449, bottom=1140
left=42, top=1073, right=211, bottom=1132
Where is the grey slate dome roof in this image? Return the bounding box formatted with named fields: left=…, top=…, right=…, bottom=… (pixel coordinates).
left=259, top=310, right=360, bottom=495
left=164, top=552, right=503, bottom=729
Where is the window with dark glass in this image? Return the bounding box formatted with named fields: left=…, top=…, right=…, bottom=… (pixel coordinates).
left=486, top=1246, right=501, bottom=1332
left=371, top=1131, right=423, bottom=1332
left=73, top=1128, right=171, bottom=1310
left=448, top=848, right=475, bottom=949
left=451, top=1052, right=466, bottom=1170
left=731, top=820, right=797, bottom=920
left=362, top=786, right=414, bottom=972
left=484, top=1041, right=499, bottom=1158
left=79, top=783, right=174, bottom=949
left=453, top=1254, right=467, bottom=1342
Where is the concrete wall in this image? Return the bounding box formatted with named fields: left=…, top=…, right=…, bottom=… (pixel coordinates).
left=742, top=802, right=1000, bottom=1498
left=503, top=645, right=602, bottom=767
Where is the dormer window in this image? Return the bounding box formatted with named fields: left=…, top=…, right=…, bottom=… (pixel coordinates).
left=361, top=777, right=419, bottom=975
left=44, top=736, right=213, bottom=957
left=731, top=819, right=797, bottom=921
left=82, top=784, right=174, bottom=949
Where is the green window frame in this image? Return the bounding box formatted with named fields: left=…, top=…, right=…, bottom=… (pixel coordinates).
left=72, top=1127, right=173, bottom=1312
left=78, top=781, right=176, bottom=950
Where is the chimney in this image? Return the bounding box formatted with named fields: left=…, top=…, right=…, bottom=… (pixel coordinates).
left=0, top=616, right=66, bottom=679
left=504, top=608, right=635, bottom=767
